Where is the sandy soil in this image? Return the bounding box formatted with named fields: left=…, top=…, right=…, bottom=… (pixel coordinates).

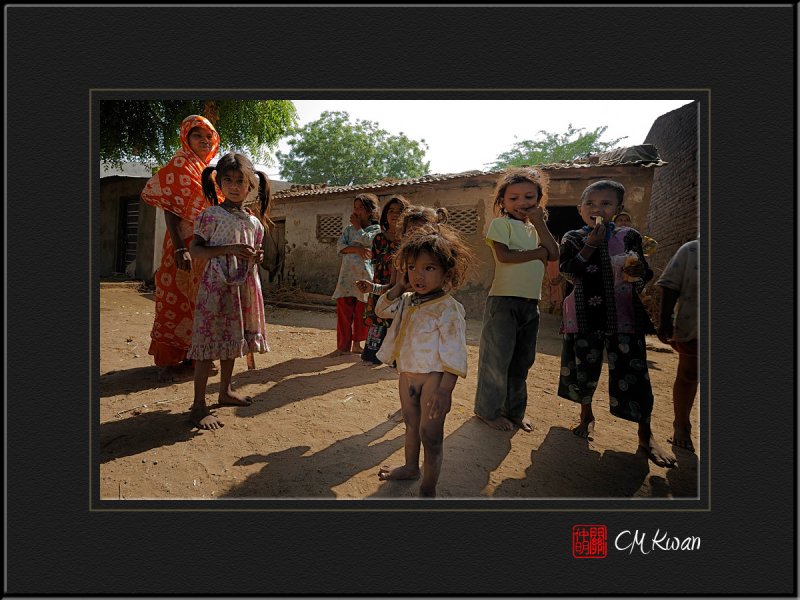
left=99, top=284, right=699, bottom=500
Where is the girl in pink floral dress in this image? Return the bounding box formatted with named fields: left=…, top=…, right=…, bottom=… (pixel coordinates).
left=186, top=153, right=270, bottom=430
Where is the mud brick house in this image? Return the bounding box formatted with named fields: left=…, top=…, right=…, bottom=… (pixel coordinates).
left=258, top=145, right=667, bottom=318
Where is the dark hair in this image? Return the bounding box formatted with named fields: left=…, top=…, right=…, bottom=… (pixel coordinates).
left=580, top=179, right=625, bottom=207
left=397, top=204, right=449, bottom=236
left=354, top=193, right=380, bottom=225
left=202, top=152, right=272, bottom=228
left=379, top=194, right=410, bottom=232
left=492, top=167, right=550, bottom=219
left=395, top=224, right=474, bottom=292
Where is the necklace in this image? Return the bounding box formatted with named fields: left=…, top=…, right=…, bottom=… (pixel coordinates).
left=220, top=201, right=250, bottom=220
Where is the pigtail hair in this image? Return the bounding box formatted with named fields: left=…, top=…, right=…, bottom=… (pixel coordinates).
left=201, top=166, right=220, bottom=205
left=255, top=171, right=273, bottom=229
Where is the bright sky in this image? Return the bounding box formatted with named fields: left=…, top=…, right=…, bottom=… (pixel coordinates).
left=262, top=99, right=695, bottom=181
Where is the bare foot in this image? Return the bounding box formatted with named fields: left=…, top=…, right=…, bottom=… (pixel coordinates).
left=476, top=414, right=515, bottom=431
left=572, top=418, right=595, bottom=439
left=388, top=408, right=404, bottom=423
left=190, top=406, right=224, bottom=430
left=511, top=417, right=534, bottom=432
left=639, top=436, right=677, bottom=468
left=218, top=389, right=253, bottom=406
left=378, top=464, right=420, bottom=481
left=351, top=343, right=363, bottom=354
left=668, top=427, right=695, bottom=452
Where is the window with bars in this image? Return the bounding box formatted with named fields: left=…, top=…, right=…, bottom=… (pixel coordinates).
left=446, top=206, right=480, bottom=235
left=317, top=214, right=343, bottom=242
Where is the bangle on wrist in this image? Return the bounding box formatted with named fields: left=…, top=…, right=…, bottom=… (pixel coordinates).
left=174, top=248, right=187, bottom=254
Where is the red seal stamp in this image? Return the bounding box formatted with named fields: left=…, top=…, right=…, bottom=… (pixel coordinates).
left=572, top=524, right=608, bottom=558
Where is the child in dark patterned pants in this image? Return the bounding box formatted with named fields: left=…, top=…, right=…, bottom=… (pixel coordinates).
left=558, top=180, right=675, bottom=468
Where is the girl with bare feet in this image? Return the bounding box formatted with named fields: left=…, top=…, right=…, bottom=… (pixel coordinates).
left=184, top=153, right=271, bottom=430
left=332, top=194, right=381, bottom=356
left=140, top=115, right=222, bottom=382
left=374, top=225, right=473, bottom=497
left=474, top=168, right=558, bottom=433
left=656, top=239, right=699, bottom=453
left=558, top=180, right=676, bottom=468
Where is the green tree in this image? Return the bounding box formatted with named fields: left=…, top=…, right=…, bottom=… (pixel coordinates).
left=277, top=111, right=430, bottom=185
left=489, top=124, right=627, bottom=169
left=100, top=100, right=298, bottom=168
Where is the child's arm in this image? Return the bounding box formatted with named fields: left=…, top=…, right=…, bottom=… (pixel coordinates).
left=560, top=228, right=605, bottom=276
left=527, top=207, right=559, bottom=261
left=429, top=372, right=457, bottom=419
left=491, top=241, right=549, bottom=264
left=189, top=235, right=256, bottom=260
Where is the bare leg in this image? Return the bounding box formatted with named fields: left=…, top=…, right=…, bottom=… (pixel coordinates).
left=668, top=348, right=698, bottom=451
left=378, top=374, right=421, bottom=481
left=419, top=373, right=447, bottom=497
left=218, top=358, right=252, bottom=406
left=351, top=342, right=363, bottom=354
left=190, top=360, right=223, bottom=430
left=572, top=403, right=595, bottom=438
left=638, top=422, right=676, bottom=468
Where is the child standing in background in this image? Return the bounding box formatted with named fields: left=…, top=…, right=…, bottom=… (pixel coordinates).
left=474, top=168, right=558, bottom=432
left=558, top=180, right=675, bottom=468
left=359, top=194, right=409, bottom=364
left=332, top=193, right=381, bottom=356
left=374, top=225, right=474, bottom=497
left=186, top=153, right=271, bottom=430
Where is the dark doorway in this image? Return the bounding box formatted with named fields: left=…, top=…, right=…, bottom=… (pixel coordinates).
left=546, top=206, right=584, bottom=242
left=117, top=195, right=140, bottom=273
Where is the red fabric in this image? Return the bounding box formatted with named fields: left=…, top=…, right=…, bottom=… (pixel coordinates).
left=336, top=297, right=367, bottom=352
left=140, top=115, right=221, bottom=366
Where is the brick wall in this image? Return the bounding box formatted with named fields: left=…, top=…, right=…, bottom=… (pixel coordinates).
left=641, top=102, right=699, bottom=318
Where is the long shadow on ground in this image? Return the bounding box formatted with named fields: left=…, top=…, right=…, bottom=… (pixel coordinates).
left=221, top=420, right=404, bottom=498
left=492, top=426, right=651, bottom=498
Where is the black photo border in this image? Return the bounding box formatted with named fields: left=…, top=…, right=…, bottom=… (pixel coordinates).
left=7, top=4, right=796, bottom=596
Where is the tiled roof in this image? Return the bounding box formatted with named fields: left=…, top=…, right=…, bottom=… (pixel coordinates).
left=273, top=144, right=666, bottom=199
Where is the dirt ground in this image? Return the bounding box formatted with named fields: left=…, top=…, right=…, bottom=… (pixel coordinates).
left=99, top=284, right=699, bottom=500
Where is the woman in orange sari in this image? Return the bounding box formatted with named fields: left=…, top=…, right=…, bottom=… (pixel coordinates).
left=141, top=115, right=221, bottom=381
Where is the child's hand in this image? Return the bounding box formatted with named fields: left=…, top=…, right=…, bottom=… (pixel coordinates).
left=349, top=213, right=360, bottom=228
left=526, top=205, right=546, bottom=224
left=255, top=248, right=265, bottom=264
left=355, top=279, right=372, bottom=294
left=586, top=223, right=605, bottom=246
left=428, top=387, right=453, bottom=420
left=228, top=244, right=257, bottom=260
left=356, top=247, right=372, bottom=260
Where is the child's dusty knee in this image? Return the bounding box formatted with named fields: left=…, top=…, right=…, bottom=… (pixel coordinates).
left=420, top=428, right=443, bottom=452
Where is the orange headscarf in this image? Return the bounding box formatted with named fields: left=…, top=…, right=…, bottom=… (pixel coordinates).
left=140, top=114, right=221, bottom=219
